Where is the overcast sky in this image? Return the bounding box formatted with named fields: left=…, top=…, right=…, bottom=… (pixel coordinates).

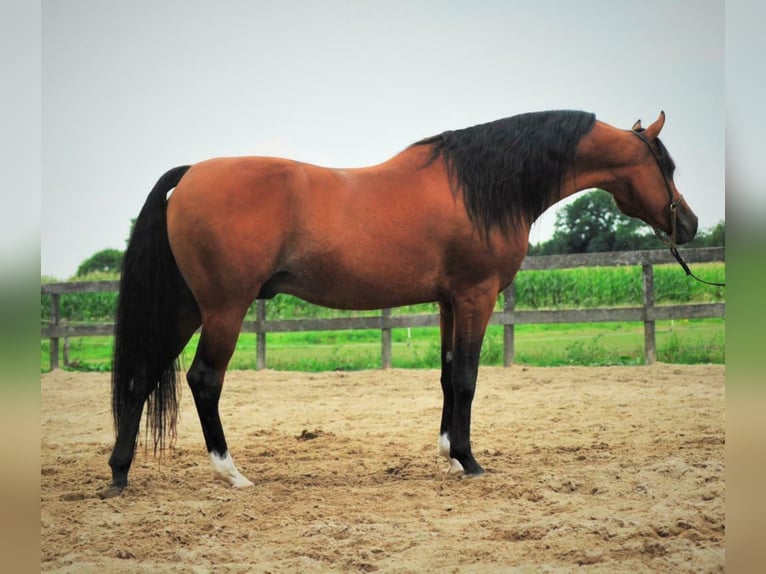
left=41, top=0, right=724, bottom=279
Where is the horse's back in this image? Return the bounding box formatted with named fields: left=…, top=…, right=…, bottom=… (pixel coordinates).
left=171, top=155, right=310, bottom=205
left=164, top=150, right=501, bottom=312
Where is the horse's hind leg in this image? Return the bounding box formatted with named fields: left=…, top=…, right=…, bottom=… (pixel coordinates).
left=105, top=374, right=154, bottom=496
left=187, top=307, right=253, bottom=488
left=104, top=297, right=201, bottom=498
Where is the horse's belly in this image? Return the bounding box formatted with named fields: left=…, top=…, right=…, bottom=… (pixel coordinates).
left=288, top=286, right=437, bottom=311
left=271, top=252, right=442, bottom=310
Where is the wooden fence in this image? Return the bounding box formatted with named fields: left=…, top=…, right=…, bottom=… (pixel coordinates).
left=41, top=247, right=725, bottom=370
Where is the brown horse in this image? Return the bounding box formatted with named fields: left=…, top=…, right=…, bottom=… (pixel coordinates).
left=103, top=110, right=697, bottom=497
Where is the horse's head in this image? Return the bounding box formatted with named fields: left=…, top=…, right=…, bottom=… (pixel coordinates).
left=611, top=111, right=698, bottom=245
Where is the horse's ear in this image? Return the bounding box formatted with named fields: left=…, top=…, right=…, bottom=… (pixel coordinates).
left=632, top=119, right=642, bottom=131
left=643, top=111, right=666, bottom=140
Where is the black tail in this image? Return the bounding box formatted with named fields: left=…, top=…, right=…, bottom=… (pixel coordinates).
left=112, top=165, right=192, bottom=453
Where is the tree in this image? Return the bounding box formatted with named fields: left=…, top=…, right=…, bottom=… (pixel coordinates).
left=76, top=248, right=124, bottom=277
left=687, top=220, right=725, bottom=248
left=530, top=190, right=657, bottom=255
left=709, top=221, right=725, bottom=246
left=529, top=190, right=725, bottom=255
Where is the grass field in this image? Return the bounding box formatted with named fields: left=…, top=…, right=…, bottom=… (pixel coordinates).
left=41, top=318, right=724, bottom=372
left=41, top=262, right=725, bottom=372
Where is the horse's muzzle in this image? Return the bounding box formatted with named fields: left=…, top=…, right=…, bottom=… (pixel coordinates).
left=674, top=210, right=698, bottom=245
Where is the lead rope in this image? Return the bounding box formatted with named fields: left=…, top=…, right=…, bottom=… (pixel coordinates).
left=634, top=131, right=725, bottom=288
left=667, top=243, right=726, bottom=287
left=651, top=201, right=725, bottom=288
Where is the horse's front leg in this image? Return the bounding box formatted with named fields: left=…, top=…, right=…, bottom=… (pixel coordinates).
left=437, top=301, right=464, bottom=474
left=440, top=288, right=497, bottom=477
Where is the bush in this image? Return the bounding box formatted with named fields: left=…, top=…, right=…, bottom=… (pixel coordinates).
left=76, top=249, right=123, bottom=277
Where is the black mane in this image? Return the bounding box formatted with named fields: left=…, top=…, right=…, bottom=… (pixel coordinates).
left=634, top=126, right=676, bottom=180
left=653, top=137, right=676, bottom=180
left=413, top=110, right=596, bottom=237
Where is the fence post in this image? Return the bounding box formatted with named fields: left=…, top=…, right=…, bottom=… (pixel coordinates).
left=256, top=299, right=266, bottom=370
left=61, top=320, right=70, bottom=367
left=50, top=293, right=60, bottom=370
left=642, top=264, right=656, bottom=365
left=503, top=284, right=516, bottom=367
left=381, top=308, right=392, bottom=369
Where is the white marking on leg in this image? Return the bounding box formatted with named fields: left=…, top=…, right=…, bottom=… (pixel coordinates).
left=438, top=432, right=451, bottom=458
left=209, top=451, right=254, bottom=488
left=438, top=432, right=464, bottom=475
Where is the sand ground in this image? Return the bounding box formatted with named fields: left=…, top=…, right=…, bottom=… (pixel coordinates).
left=41, top=365, right=724, bottom=572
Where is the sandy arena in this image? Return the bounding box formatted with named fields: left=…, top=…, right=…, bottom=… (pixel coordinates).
left=41, top=365, right=724, bottom=572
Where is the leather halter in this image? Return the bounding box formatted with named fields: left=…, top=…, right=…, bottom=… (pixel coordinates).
left=632, top=130, right=725, bottom=288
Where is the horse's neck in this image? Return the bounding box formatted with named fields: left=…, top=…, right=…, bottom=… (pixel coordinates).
left=557, top=121, right=640, bottom=206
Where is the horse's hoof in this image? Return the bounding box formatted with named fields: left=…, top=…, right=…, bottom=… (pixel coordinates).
left=231, top=477, right=255, bottom=489
left=446, top=458, right=464, bottom=475
left=462, top=466, right=486, bottom=479
left=99, top=485, right=125, bottom=499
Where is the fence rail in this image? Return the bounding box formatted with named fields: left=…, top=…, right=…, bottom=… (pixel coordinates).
left=41, top=247, right=725, bottom=370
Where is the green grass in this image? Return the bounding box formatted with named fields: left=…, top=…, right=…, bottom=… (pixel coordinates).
left=41, top=318, right=724, bottom=372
